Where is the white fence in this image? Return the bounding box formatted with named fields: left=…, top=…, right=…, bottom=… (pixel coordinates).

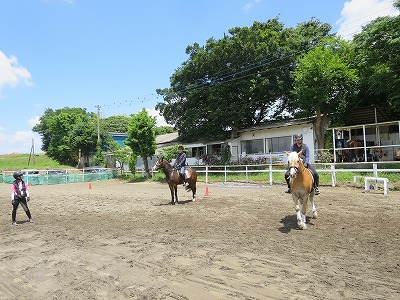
left=168, top=162, right=400, bottom=188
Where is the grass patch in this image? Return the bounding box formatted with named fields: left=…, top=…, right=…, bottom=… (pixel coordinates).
left=0, top=153, right=71, bottom=171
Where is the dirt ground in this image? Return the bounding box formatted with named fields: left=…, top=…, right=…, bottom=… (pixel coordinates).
left=0, top=179, right=399, bottom=300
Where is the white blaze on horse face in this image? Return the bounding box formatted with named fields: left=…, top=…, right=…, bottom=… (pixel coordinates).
left=288, top=152, right=299, bottom=178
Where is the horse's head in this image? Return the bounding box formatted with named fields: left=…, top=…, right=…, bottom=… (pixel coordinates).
left=153, top=156, right=165, bottom=171
left=286, top=150, right=304, bottom=178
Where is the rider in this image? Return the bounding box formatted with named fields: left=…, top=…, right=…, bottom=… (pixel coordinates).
left=11, top=171, right=33, bottom=226
left=284, top=133, right=320, bottom=195
left=174, top=145, right=187, bottom=186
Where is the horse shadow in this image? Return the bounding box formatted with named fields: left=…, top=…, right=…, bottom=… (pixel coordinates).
left=278, top=215, right=314, bottom=233
left=154, top=199, right=194, bottom=206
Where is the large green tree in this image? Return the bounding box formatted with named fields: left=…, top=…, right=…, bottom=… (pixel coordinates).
left=101, top=115, right=130, bottom=133
left=352, top=2, right=400, bottom=115
left=125, top=109, right=157, bottom=177
left=33, top=107, right=110, bottom=166
left=156, top=18, right=332, bottom=142
left=292, top=37, right=359, bottom=151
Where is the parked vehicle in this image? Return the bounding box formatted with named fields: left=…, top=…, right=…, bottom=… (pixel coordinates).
left=46, top=169, right=67, bottom=175
left=82, top=166, right=108, bottom=173
left=20, top=169, right=40, bottom=176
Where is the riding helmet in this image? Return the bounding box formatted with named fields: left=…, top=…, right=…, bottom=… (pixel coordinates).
left=178, top=145, right=184, bottom=150
left=294, top=133, right=303, bottom=140
left=13, top=171, right=24, bottom=179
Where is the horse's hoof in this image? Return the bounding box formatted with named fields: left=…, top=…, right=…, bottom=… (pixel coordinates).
left=312, top=211, right=318, bottom=219
left=298, top=220, right=307, bottom=230
left=192, top=197, right=196, bottom=202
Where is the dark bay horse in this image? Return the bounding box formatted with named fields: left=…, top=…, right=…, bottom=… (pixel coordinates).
left=153, top=156, right=197, bottom=205
left=286, top=150, right=318, bottom=230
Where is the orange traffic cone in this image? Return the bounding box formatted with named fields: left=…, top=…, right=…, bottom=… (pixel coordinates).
left=205, top=185, right=209, bottom=197
left=89, top=182, right=93, bottom=189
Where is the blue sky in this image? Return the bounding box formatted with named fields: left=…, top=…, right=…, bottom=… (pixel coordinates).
left=0, top=0, right=398, bottom=155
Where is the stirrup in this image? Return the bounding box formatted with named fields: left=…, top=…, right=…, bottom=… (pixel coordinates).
left=314, top=187, right=320, bottom=195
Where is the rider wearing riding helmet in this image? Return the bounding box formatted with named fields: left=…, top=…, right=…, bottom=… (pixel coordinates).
left=173, top=145, right=187, bottom=186
left=11, top=171, right=33, bottom=226
left=284, top=133, right=320, bottom=195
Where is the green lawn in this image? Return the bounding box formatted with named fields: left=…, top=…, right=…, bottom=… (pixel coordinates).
left=0, top=153, right=71, bottom=171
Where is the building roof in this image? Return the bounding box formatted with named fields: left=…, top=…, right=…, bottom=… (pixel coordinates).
left=237, top=117, right=315, bottom=133
left=156, top=132, right=179, bottom=145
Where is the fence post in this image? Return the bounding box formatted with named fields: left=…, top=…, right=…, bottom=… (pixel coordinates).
left=224, top=166, right=227, bottom=183
left=269, top=164, right=273, bottom=186
left=205, top=166, right=208, bottom=184
left=245, top=165, right=248, bottom=183
left=373, top=163, right=378, bottom=178
left=331, top=164, right=336, bottom=187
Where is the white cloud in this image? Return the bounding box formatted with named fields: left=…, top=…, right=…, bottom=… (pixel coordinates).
left=0, top=125, right=42, bottom=155
left=336, top=0, right=399, bottom=39
left=146, top=108, right=169, bottom=127
left=13, top=131, right=34, bottom=142
left=0, top=51, right=32, bottom=92
left=244, top=0, right=262, bottom=11
left=28, top=116, right=41, bottom=127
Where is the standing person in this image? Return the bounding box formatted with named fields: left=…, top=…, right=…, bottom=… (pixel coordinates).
left=284, top=133, right=320, bottom=195
left=173, top=145, right=187, bottom=186
left=11, top=171, right=33, bottom=226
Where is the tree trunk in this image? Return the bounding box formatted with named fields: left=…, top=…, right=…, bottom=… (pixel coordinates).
left=143, top=158, right=150, bottom=178
left=314, top=109, right=330, bottom=157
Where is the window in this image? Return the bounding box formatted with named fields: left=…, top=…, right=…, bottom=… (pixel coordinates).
left=189, top=147, right=205, bottom=158
left=266, top=136, right=291, bottom=153
left=241, top=139, right=263, bottom=154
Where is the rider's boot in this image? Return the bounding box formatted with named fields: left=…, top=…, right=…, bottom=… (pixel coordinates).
left=180, top=173, right=186, bottom=186
left=314, top=186, right=320, bottom=195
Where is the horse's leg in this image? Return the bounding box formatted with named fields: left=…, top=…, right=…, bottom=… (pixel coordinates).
left=301, top=199, right=307, bottom=224
left=169, top=185, right=175, bottom=205
left=174, top=185, right=178, bottom=204
left=309, top=194, right=318, bottom=219
left=294, top=197, right=307, bottom=230
left=191, top=181, right=196, bottom=201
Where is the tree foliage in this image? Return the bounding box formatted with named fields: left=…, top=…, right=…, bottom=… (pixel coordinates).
left=101, top=115, right=130, bottom=133
left=108, top=141, right=135, bottom=174
left=33, top=107, right=110, bottom=166
left=125, top=109, right=157, bottom=177
left=352, top=5, right=400, bottom=115
left=154, top=125, right=175, bottom=136
left=292, top=37, right=359, bottom=150
left=156, top=18, right=332, bottom=142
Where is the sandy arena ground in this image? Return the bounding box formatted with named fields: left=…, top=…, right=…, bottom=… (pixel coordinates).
left=0, top=179, right=399, bottom=300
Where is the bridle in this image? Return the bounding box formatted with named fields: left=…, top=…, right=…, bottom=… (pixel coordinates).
left=154, top=159, right=164, bottom=171
left=288, top=158, right=305, bottom=178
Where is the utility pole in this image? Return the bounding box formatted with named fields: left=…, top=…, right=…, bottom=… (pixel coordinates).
left=96, top=105, right=101, bottom=141
left=28, top=139, right=35, bottom=166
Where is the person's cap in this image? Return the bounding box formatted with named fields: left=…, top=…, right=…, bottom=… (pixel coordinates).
left=294, top=133, right=303, bottom=140
left=13, top=171, right=24, bottom=179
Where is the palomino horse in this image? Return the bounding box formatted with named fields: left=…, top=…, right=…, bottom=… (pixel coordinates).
left=153, top=156, right=197, bottom=205
left=285, top=150, right=318, bottom=229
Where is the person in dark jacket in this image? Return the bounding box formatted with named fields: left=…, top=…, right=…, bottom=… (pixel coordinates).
left=10, top=171, right=33, bottom=226
left=173, top=145, right=187, bottom=186
left=284, top=133, right=320, bottom=195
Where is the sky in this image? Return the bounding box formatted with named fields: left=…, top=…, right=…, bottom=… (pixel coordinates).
left=0, top=0, right=398, bottom=155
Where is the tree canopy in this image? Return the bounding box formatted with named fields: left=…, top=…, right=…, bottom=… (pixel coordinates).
left=156, top=17, right=332, bottom=142
left=352, top=5, right=400, bottom=116
left=292, top=37, right=359, bottom=149
left=33, top=107, right=110, bottom=166
left=125, top=109, right=157, bottom=177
